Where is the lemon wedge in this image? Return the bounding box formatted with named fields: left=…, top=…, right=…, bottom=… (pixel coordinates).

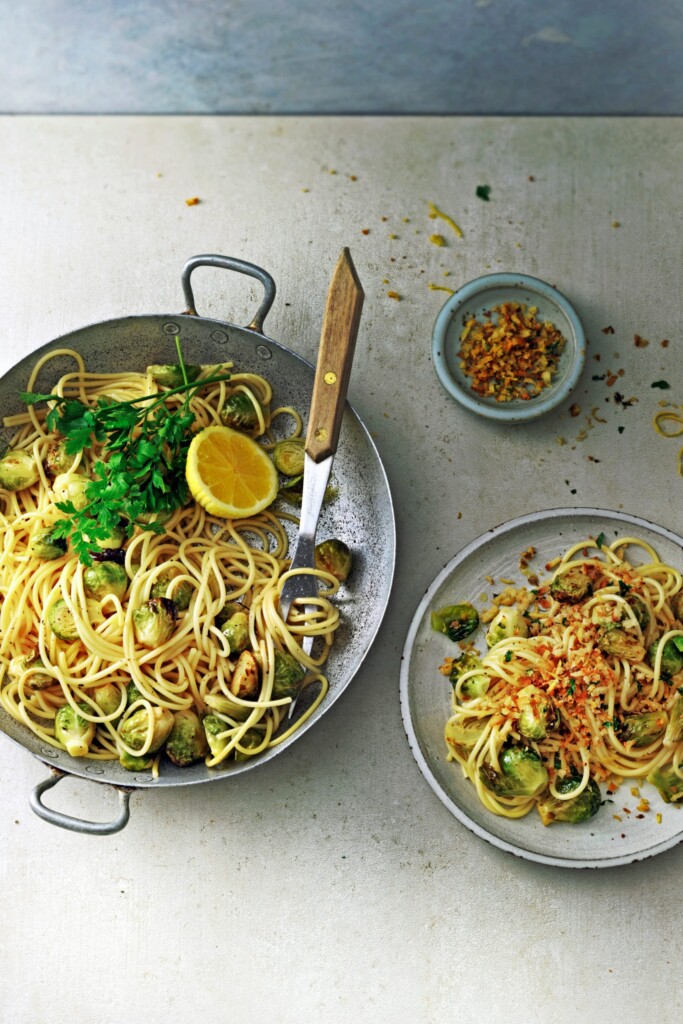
left=185, top=425, right=278, bottom=519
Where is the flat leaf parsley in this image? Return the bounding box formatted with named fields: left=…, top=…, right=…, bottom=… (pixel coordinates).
left=21, top=339, right=232, bottom=563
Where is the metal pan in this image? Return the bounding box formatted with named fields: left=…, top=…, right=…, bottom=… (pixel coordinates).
left=0, top=255, right=396, bottom=833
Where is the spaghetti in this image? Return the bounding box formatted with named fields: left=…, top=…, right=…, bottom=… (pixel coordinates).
left=0, top=349, right=341, bottom=776
left=441, top=535, right=683, bottom=824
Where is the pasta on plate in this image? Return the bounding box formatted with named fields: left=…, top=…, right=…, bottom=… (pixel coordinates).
left=439, top=535, right=683, bottom=824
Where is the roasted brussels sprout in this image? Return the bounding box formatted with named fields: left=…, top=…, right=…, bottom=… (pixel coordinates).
left=0, top=449, right=39, bottom=491
left=647, top=764, right=683, bottom=803
left=54, top=702, right=95, bottom=757
left=277, top=474, right=337, bottom=507
left=126, top=680, right=144, bottom=706
left=229, top=650, right=260, bottom=699
left=147, top=363, right=201, bottom=388
left=479, top=746, right=549, bottom=798
left=119, top=750, right=154, bottom=772
left=272, top=437, right=305, bottom=476
left=648, top=637, right=683, bottom=678
left=221, top=611, right=250, bottom=655
left=431, top=603, right=480, bottom=643
left=485, top=608, right=528, bottom=648
left=597, top=625, right=645, bottom=662
left=549, top=566, right=592, bottom=603
left=627, top=596, right=650, bottom=632
left=672, top=590, right=683, bottom=622
left=537, top=776, right=602, bottom=825
left=165, top=709, right=209, bottom=766
left=52, top=471, right=90, bottom=511
left=617, top=711, right=666, bottom=747
left=444, top=718, right=486, bottom=752
left=43, top=439, right=74, bottom=478
left=204, top=692, right=251, bottom=722
left=517, top=685, right=558, bottom=741
left=216, top=600, right=244, bottom=627
left=9, top=651, right=53, bottom=690
left=315, top=539, right=352, bottom=583
left=47, top=598, right=79, bottom=640
left=220, top=391, right=261, bottom=433
left=234, top=727, right=264, bottom=762
left=447, top=653, right=489, bottom=698
left=30, top=529, right=67, bottom=560
left=203, top=713, right=231, bottom=758
left=132, top=597, right=177, bottom=648
left=119, top=705, right=174, bottom=753
left=92, top=682, right=124, bottom=718
left=87, top=518, right=127, bottom=552
left=271, top=649, right=306, bottom=699
left=664, top=694, right=683, bottom=745
left=84, top=561, right=128, bottom=601
left=150, top=567, right=193, bottom=610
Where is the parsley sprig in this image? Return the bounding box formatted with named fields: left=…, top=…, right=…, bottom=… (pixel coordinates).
left=22, top=339, right=232, bottom=564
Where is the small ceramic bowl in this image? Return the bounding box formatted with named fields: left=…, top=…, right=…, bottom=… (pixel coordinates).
left=432, top=272, right=586, bottom=422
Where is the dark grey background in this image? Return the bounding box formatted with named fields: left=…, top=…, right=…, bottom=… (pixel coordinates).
left=2, top=0, right=681, bottom=114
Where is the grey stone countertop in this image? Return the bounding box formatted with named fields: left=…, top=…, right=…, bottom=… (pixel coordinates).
left=0, top=116, right=681, bottom=1024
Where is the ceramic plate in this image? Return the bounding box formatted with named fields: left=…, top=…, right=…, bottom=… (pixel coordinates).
left=400, top=508, right=683, bottom=868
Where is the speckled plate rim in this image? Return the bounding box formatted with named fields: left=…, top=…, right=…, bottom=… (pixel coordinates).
left=399, top=507, right=683, bottom=869
left=431, top=272, right=586, bottom=423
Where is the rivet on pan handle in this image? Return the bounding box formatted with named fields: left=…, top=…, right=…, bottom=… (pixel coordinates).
left=181, top=254, right=276, bottom=333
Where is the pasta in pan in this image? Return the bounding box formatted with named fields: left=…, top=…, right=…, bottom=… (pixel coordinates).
left=439, top=535, right=683, bottom=824
left=0, top=348, right=342, bottom=777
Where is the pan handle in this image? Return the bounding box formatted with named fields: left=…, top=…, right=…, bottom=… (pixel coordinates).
left=29, top=769, right=132, bottom=835
left=181, top=254, right=276, bottom=333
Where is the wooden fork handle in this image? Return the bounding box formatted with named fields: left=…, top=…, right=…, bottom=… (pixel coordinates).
left=305, top=248, right=364, bottom=463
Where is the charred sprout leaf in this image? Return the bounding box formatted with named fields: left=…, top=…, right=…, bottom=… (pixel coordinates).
left=447, top=652, right=489, bottom=698
left=628, top=596, right=650, bottom=631
left=272, top=649, right=306, bottom=699
left=216, top=600, right=244, bottom=627
left=234, top=727, right=264, bottom=762
left=550, top=566, right=592, bottom=603
left=204, top=714, right=231, bottom=758
left=617, top=711, right=666, bottom=747
left=648, top=637, right=683, bottom=678
left=54, top=703, right=95, bottom=757
left=165, top=709, right=209, bottom=766
left=431, top=603, right=479, bottom=643
left=272, top=437, right=305, bottom=476
left=485, top=608, right=528, bottom=647
left=119, top=750, right=154, bottom=771
left=278, top=474, right=337, bottom=507
left=315, top=539, right=352, bottom=582
left=229, top=650, right=260, bottom=699
left=220, top=391, right=262, bottom=434
left=84, top=561, right=129, bottom=601
left=0, top=449, right=39, bottom=491
left=91, top=547, right=127, bottom=565
left=444, top=717, right=486, bottom=752
left=664, top=695, right=683, bottom=745
left=150, top=567, right=193, bottom=610
left=132, top=597, right=177, bottom=648
left=597, top=625, right=645, bottom=662
left=479, top=746, right=548, bottom=798
left=9, top=651, right=53, bottom=690
left=647, top=764, right=683, bottom=803
left=537, top=776, right=601, bottom=825
left=147, top=364, right=201, bottom=389
left=119, top=706, right=174, bottom=753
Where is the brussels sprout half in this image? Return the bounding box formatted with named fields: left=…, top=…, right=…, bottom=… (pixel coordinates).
left=537, top=776, right=602, bottom=825
left=431, top=603, right=479, bottom=643
left=479, top=746, right=548, bottom=798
